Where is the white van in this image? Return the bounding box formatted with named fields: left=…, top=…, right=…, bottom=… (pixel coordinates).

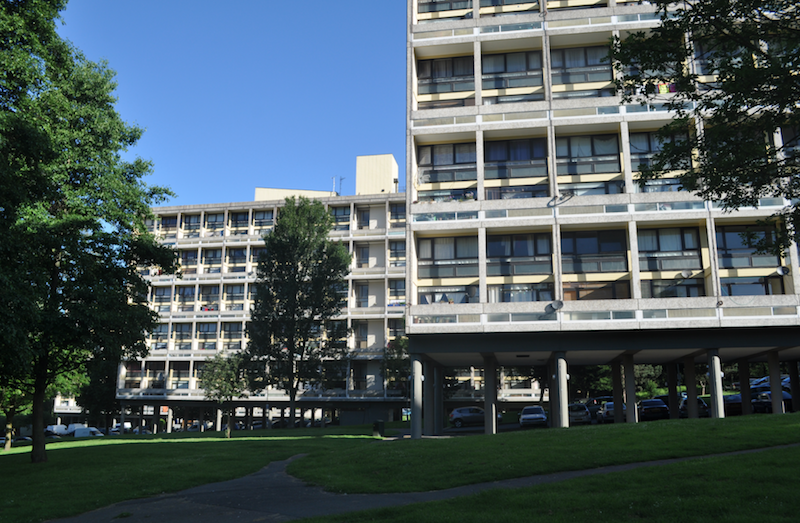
left=73, top=427, right=104, bottom=438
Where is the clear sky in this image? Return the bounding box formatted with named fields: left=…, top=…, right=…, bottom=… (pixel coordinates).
left=56, top=1, right=407, bottom=207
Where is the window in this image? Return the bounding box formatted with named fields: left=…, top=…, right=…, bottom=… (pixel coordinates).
left=200, top=286, right=219, bottom=300
left=563, top=281, right=631, bottom=301
left=561, top=230, right=628, bottom=273
left=229, top=212, right=248, bottom=227
left=390, top=203, right=406, bottom=222
left=227, top=248, right=247, bottom=263
left=488, top=283, right=554, bottom=303
left=176, top=286, right=195, bottom=302
left=486, top=185, right=548, bottom=200
left=388, top=319, right=405, bottom=338
left=720, top=277, right=784, bottom=296
left=556, top=135, right=620, bottom=175
left=558, top=181, right=624, bottom=196
left=487, top=233, right=552, bottom=275
left=389, top=280, right=406, bottom=298
left=638, top=228, right=702, bottom=271
left=716, top=226, right=779, bottom=268
left=149, top=323, right=168, bottom=340
left=418, top=143, right=477, bottom=183
left=330, top=207, right=350, bottom=230
left=417, top=237, right=480, bottom=277
left=222, top=323, right=243, bottom=339
left=160, top=216, right=178, bottom=230
left=641, top=279, right=706, bottom=298
left=205, top=213, right=224, bottom=228
left=356, top=284, right=369, bottom=308
left=182, top=214, right=200, bottom=230
left=202, top=249, right=222, bottom=263
left=482, top=51, right=544, bottom=104
left=172, top=323, right=192, bottom=339
left=357, top=208, right=370, bottom=229
left=180, top=250, right=198, bottom=265
left=153, top=287, right=171, bottom=302
left=630, top=131, right=690, bottom=172
left=417, top=56, right=474, bottom=94
left=551, top=46, right=613, bottom=86
left=356, top=245, right=370, bottom=268
left=390, top=241, right=406, bottom=267
left=197, top=323, right=217, bottom=339
left=484, top=138, right=547, bottom=179
left=418, top=0, right=473, bottom=13
left=250, top=247, right=265, bottom=262
left=253, top=210, right=273, bottom=226
left=418, top=285, right=479, bottom=304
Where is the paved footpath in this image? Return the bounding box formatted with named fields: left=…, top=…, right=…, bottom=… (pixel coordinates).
left=49, top=444, right=797, bottom=523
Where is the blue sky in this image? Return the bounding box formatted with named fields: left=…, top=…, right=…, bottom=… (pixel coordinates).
left=56, top=1, right=407, bottom=207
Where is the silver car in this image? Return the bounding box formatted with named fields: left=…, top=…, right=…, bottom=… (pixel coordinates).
left=518, top=405, right=548, bottom=428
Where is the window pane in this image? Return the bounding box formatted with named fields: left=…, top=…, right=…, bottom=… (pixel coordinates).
left=513, top=235, right=535, bottom=256
left=486, top=141, right=507, bottom=162
left=638, top=230, right=658, bottom=251
left=551, top=49, right=564, bottom=69
left=418, top=146, right=432, bottom=166
left=586, top=46, right=608, bottom=65
left=434, top=238, right=455, bottom=259
left=506, top=52, right=526, bottom=72
left=455, top=143, right=476, bottom=163
left=565, top=48, right=585, bottom=68
left=419, top=239, right=432, bottom=259
left=488, top=236, right=511, bottom=257
left=659, top=229, right=682, bottom=251
left=629, top=133, right=650, bottom=153
left=453, top=56, right=474, bottom=76
left=483, top=54, right=505, bottom=74
left=456, top=237, right=478, bottom=258
left=418, top=60, right=432, bottom=79
left=527, top=51, right=542, bottom=70
left=536, top=234, right=551, bottom=255
left=509, top=140, right=531, bottom=161
left=433, top=144, right=454, bottom=166
left=571, top=137, right=592, bottom=157
left=593, top=135, right=618, bottom=155
left=556, top=137, right=569, bottom=157
left=433, top=59, right=452, bottom=78
left=684, top=229, right=699, bottom=249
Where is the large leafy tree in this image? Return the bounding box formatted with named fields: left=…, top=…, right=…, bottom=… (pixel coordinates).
left=201, top=353, right=249, bottom=439
left=246, top=197, right=351, bottom=428
left=1, top=0, right=176, bottom=462
left=612, top=0, right=799, bottom=252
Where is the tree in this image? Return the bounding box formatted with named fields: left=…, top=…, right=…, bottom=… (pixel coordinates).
left=246, top=197, right=351, bottom=428
left=382, top=336, right=410, bottom=395
left=0, top=1, right=177, bottom=462
left=612, top=0, right=799, bottom=252
left=1, top=384, right=32, bottom=451
left=202, top=353, right=249, bottom=438
left=77, top=356, right=123, bottom=430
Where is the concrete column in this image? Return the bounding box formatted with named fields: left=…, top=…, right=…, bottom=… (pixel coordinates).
left=423, top=360, right=435, bottom=436
left=216, top=409, right=223, bottom=431
left=120, top=403, right=126, bottom=433
left=789, top=361, right=800, bottom=413
left=707, top=350, right=725, bottom=418
left=484, top=355, right=498, bottom=435
left=553, top=352, right=569, bottom=428
left=433, top=365, right=444, bottom=435
left=667, top=363, right=680, bottom=419
left=411, top=354, right=423, bottom=439
left=684, top=356, right=699, bottom=418
left=199, top=408, right=205, bottom=432
left=739, top=359, right=752, bottom=415
left=623, top=354, right=638, bottom=423
left=166, top=408, right=173, bottom=434
left=138, top=406, right=144, bottom=432
left=612, top=361, right=624, bottom=423
left=768, top=351, right=785, bottom=414
left=546, top=359, right=558, bottom=427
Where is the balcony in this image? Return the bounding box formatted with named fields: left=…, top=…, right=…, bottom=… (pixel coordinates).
left=562, top=254, right=628, bottom=273
left=418, top=188, right=477, bottom=203
left=556, top=155, right=620, bottom=176
left=639, top=251, right=702, bottom=272
left=418, top=259, right=479, bottom=278
left=485, top=158, right=547, bottom=180
left=718, top=252, right=780, bottom=269
left=487, top=255, right=552, bottom=276
left=419, top=164, right=477, bottom=184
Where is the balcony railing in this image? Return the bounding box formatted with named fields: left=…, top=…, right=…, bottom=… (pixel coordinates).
left=562, top=254, right=627, bottom=273
left=419, top=165, right=477, bottom=183
left=639, top=252, right=702, bottom=271
left=556, top=155, right=620, bottom=175
left=487, top=256, right=552, bottom=276
left=418, top=259, right=479, bottom=278
left=485, top=159, right=547, bottom=179
left=718, top=253, right=780, bottom=269
left=482, top=70, right=543, bottom=90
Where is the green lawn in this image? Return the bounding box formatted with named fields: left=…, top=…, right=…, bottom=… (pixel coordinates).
left=1, top=414, right=799, bottom=523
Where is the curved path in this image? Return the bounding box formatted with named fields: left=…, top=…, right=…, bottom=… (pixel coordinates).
left=50, top=444, right=797, bottom=523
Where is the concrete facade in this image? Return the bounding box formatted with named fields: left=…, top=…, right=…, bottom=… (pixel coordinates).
left=405, top=0, right=800, bottom=435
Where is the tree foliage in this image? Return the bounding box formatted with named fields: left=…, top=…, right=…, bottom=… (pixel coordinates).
left=201, top=353, right=248, bottom=438
left=0, top=0, right=177, bottom=462
left=383, top=336, right=410, bottom=395
left=245, top=197, right=351, bottom=427
left=612, top=0, right=800, bottom=251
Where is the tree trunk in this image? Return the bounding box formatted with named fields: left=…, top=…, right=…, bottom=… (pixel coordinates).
left=4, top=410, right=15, bottom=452
left=225, top=408, right=231, bottom=439
left=31, top=368, right=48, bottom=463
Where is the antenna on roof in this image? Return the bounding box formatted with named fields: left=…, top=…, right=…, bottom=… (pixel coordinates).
left=332, top=177, right=335, bottom=195
left=339, top=176, right=345, bottom=196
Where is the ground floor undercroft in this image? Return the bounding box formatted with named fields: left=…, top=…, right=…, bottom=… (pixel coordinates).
left=408, top=327, right=800, bottom=438
left=112, top=398, right=411, bottom=435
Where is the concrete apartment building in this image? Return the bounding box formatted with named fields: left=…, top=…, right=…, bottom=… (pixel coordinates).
left=405, top=0, right=800, bottom=437
left=115, top=155, right=408, bottom=430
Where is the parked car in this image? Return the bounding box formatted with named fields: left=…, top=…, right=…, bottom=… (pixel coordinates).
left=637, top=399, right=670, bottom=421
left=74, top=427, right=104, bottom=438
left=13, top=436, right=32, bottom=446
left=581, top=396, right=613, bottom=420
left=597, top=402, right=626, bottom=423
left=65, top=423, right=86, bottom=435
left=653, top=393, right=686, bottom=412
left=752, top=391, right=793, bottom=413
left=568, top=403, right=592, bottom=425
left=679, top=397, right=710, bottom=418
left=449, top=407, right=501, bottom=428
left=132, top=427, right=152, bottom=435
left=518, top=406, right=548, bottom=428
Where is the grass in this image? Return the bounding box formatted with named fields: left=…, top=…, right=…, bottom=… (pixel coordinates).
left=289, top=413, right=800, bottom=493
left=1, top=415, right=799, bottom=523
left=301, top=445, right=800, bottom=522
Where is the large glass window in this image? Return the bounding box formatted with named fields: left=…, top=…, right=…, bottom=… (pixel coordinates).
left=563, top=281, right=631, bottom=301
left=330, top=206, right=350, bottom=231
left=488, top=283, right=554, bottom=303
left=487, top=233, right=552, bottom=275
left=561, top=230, right=628, bottom=273
left=630, top=131, right=690, bottom=172
left=418, top=142, right=477, bottom=183
left=389, top=240, right=406, bottom=267
left=482, top=51, right=543, bottom=104
left=389, top=280, right=406, bottom=298
left=418, top=285, right=479, bottom=304
left=484, top=138, right=547, bottom=179
left=638, top=228, right=702, bottom=271
left=418, top=56, right=474, bottom=94
left=556, top=135, right=620, bottom=175
left=418, top=236, right=479, bottom=278
left=720, top=277, right=784, bottom=296
left=641, top=279, right=706, bottom=298
left=716, top=225, right=779, bottom=268
left=551, top=46, right=613, bottom=98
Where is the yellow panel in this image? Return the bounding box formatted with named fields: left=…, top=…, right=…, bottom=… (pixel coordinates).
left=550, top=81, right=614, bottom=92
left=561, top=273, right=630, bottom=283
left=481, top=86, right=544, bottom=97
left=557, top=173, right=623, bottom=183
left=416, top=92, right=476, bottom=102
